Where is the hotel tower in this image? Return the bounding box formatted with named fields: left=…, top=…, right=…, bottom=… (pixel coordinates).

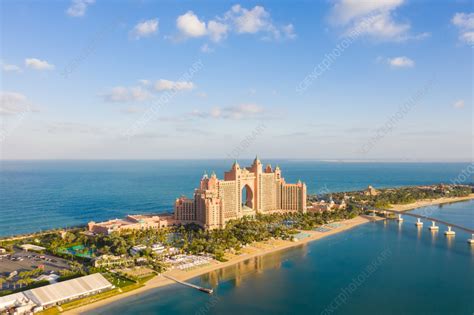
left=174, top=157, right=307, bottom=229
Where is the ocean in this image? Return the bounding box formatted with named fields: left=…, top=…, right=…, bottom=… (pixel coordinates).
left=0, top=160, right=472, bottom=237
left=1, top=160, right=473, bottom=314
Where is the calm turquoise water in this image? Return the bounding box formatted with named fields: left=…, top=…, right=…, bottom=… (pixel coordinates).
left=0, top=160, right=472, bottom=237
left=88, top=200, right=474, bottom=315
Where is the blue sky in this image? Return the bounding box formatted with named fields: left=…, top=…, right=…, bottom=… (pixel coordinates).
left=0, top=0, right=472, bottom=161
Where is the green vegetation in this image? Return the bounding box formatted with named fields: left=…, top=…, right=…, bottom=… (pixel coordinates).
left=176, top=205, right=364, bottom=261
left=322, top=184, right=471, bottom=209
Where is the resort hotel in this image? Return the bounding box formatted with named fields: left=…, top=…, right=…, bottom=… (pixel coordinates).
left=88, top=158, right=307, bottom=233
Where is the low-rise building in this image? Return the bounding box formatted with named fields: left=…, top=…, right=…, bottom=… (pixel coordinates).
left=151, top=243, right=166, bottom=254
left=307, top=199, right=346, bottom=212
left=19, top=244, right=46, bottom=252
left=130, top=245, right=147, bottom=255
left=0, top=273, right=113, bottom=314
left=88, top=214, right=176, bottom=235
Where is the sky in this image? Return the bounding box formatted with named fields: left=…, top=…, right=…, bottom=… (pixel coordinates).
left=0, top=0, right=472, bottom=161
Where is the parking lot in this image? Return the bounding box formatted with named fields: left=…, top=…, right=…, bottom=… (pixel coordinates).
left=0, top=249, right=70, bottom=275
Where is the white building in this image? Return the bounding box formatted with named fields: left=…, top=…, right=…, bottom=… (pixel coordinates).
left=0, top=273, right=113, bottom=314
left=130, top=245, right=147, bottom=255
left=151, top=243, right=166, bottom=254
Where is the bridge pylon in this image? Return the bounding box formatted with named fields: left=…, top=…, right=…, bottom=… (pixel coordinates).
left=415, top=218, right=423, bottom=227
left=428, top=221, right=439, bottom=231
left=444, top=226, right=455, bottom=236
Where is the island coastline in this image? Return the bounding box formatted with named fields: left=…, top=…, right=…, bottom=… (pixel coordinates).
left=65, top=193, right=474, bottom=315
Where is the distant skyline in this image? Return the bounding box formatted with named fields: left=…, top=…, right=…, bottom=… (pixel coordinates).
left=0, top=0, right=472, bottom=161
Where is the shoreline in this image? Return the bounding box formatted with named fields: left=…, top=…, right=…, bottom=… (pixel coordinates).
left=55, top=195, right=474, bottom=314
left=388, top=194, right=474, bottom=212
left=65, top=215, right=382, bottom=314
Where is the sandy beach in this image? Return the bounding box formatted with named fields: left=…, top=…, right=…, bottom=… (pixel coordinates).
left=65, top=215, right=381, bottom=314
left=389, top=194, right=474, bottom=212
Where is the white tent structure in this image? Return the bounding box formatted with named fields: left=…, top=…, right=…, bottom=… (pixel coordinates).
left=24, top=273, right=113, bottom=308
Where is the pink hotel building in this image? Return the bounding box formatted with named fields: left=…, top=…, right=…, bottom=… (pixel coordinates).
left=174, top=158, right=307, bottom=229
left=88, top=158, right=306, bottom=234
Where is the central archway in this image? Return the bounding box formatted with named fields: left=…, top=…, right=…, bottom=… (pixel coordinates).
left=241, top=184, right=253, bottom=209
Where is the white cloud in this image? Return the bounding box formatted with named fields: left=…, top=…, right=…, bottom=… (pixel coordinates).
left=230, top=5, right=270, bottom=34
left=349, top=12, right=410, bottom=40
left=224, top=5, right=295, bottom=40
left=453, top=99, right=465, bottom=109
left=452, top=13, right=474, bottom=45
left=387, top=56, right=415, bottom=68
left=154, top=79, right=195, bottom=91
left=102, top=86, right=153, bottom=103
left=177, top=11, right=207, bottom=38
left=224, top=103, right=263, bottom=119
left=1, top=62, right=21, bottom=73
left=66, top=0, right=95, bottom=17
left=175, top=5, right=295, bottom=43
left=207, top=20, right=229, bottom=42
left=282, top=24, right=297, bottom=39
left=131, top=18, right=159, bottom=39
left=329, top=0, right=424, bottom=41
left=331, top=0, right=404, bottom=25
left=192, top=103, right=264, bottom=120
left=25, top=58, right=54, bottom=70
left=0, top=92, right=33, bottom=115
left=452, top=12, right=474, bottom=29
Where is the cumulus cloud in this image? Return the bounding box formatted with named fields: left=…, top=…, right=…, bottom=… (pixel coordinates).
left=25, top=58, right=54, bottom=70
left=329, top=0, right=425, bottom=41
left=66, top=0, right=95, bottom=17
left=452, top=99, right=465, bottom=109
left=207, top=20, right=229, bottom=42
left=452, top=12, right=474, bottom=45
left=154, top=79, right=195, bottom=91
left=0, top=92, right=34, bottom=115
left=131, top=18, right=159, bottom=39
left=177, top=11, right=207, bottom=38
left=175, top=5, right=294, bottom=42
left=387, top=56, right=415, bottom=68
left=224, top=5, right=295, bottom=40
left=102, top=86, right=153, bottom=103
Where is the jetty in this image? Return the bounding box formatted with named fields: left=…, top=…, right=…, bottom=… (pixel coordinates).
left=162, top=274, right=213, bottom=294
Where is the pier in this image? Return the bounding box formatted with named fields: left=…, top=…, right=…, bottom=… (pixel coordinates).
left=162, top=274, right=214, bottom=294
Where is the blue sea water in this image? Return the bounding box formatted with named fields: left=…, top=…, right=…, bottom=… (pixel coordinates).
left=87, top=200, right=474, bottom=315
left=0, top=160, right=472, bottom=237
left=1, top=160, right=473, bottom=314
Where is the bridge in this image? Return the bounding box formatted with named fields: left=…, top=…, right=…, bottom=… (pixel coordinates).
left=368, top=208, right=474, bottom=244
